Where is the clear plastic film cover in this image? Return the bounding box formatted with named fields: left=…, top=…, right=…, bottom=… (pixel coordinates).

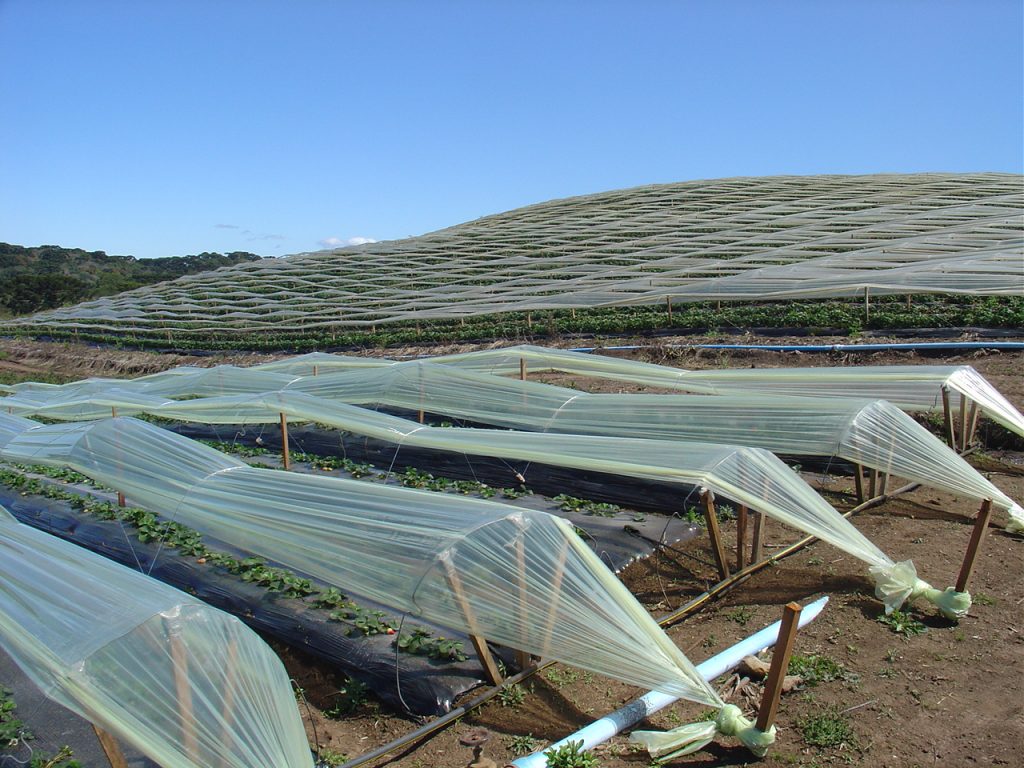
left=0, top=416, right=725, bottom=705
left=0, top=506, right=313, bottom=768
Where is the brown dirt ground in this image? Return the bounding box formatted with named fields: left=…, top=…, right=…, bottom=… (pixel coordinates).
left=1, top=335, right=1022, bottom=768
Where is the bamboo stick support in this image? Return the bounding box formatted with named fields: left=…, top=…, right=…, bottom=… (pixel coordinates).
left=701, top=489, right=730, bottom=580
left=279, top=412, right=291, bottom=470
left=756, top=601, right=803, bottom=733
left=442, top=558, right=503, bottom=686
left=853, top=464, right=865, bottom=503
left=958, top=392, right=968, bottom=453
left=219, top=638, right=239, bottom=766
left=965, top=400, right=981, bottom=451
left=736, top=504, right=748, bottom=571
left=541, top=540, right=570, bottom=659
left=750, top=510, right=764, bottom=563
left=92, top=725, right=129, bottom=768
left=519, top=358, right=527, bottom=381
left=166, top=622, right=199, bottom=759
left=515, top=535, right=531, bottom=670
left=941, top=385, right=957, bottom=449
left=956, top=499, right=993, bottom=594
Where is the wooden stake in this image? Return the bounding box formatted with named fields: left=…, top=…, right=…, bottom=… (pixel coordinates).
left=666, top=296, right=673, bottom=324
left=279, top=412, right=290, bottom=470
left=736, top=504, right=748, bottom=571
left=312, top=364, right=319, bottom=377
left=863, top=286, right=870, bottom=323
left=965, top=400, right=981, bottom=451
left=701, top=490, right=730, bottom=580
left=955, top=499, right=993, bottom=594
left=219, top=638, right=239, bottom=765
left=756, top=601, right=803, bottom=733
left=958, top=392, right=968, bottom=453
left=112, top=405, right=126, bottom=507
left=853, top=464, right=865, bottom=504
left=92, top=725, right=129, bottom=768
left=941, top=385, right=957, bottom=449
left=526, top=312, right=533, bottom=329
left=541, top=540, right=570, bottom=659
left=166, top=621, right=199, bottom=760
left=514, top=535, right=531, bottom=671
left=519, top=358, right=527, bottom=381
left=750, top=510, right=765, bottom=563
left=442, top=557, right=503, bottom=686
left=868, top=469, right=878, bottom=499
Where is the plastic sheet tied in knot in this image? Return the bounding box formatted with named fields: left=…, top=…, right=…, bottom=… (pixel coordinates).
left=869, top=560, right=971, bottom=620
left=630, top=703, right=776, bottom=760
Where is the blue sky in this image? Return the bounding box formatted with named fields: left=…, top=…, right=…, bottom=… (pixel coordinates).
left=1, top=1, right=1021, bottom=259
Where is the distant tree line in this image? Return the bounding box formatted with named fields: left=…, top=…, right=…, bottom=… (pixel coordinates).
left=0, top=243, right=264, bottom=316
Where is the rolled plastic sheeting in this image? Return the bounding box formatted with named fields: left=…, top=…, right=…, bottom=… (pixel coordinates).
left=0, top=506, right=314, bottom=768
left=0, top=417, right=724, bottom=706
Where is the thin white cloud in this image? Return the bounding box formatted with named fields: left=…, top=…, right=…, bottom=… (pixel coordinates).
left=318, top=236, right=377, bottom=249
left=214, top=223, right=240, bottom=229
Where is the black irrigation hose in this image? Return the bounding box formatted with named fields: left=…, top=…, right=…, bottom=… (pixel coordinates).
left=338, top=486, right=916, bottom=768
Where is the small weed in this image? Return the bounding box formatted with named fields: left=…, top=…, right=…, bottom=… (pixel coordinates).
left=877, top=610, right=927, bottom=637
left=974, top=592, right=996, bottom=606
left=798, top=707, right=856, bottom=749
left=323, top=678, right=369, bottom=718
left=505, top=733, right=540, bottom=756
left=498, top=683, right=527, bottom=708
left=543, top=739, right=601, bottom=767
left=726, top=606, right=754, bottom=626
left=787, top=654, right=848, bottom=686
left=317, top=747, right=348, bottom=766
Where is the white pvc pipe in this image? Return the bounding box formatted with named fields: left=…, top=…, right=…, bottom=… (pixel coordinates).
left=511, top=595, right=829, bottom=768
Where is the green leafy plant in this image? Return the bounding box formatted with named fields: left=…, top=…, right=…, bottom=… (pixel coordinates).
left=543, top=739, right=600, bottom=768
left=505, top=733, right=540, bottom=756
left=788, top=654, right=849, bottom=686
left=323, top=678, right=369, bottom=718
left=877, top=609, right=927, bottom=637
left=498, top=683, right=527, bottom=708
left=317, top=746, right=348, bottom=766
left=797, top=707, right=856, bottom=749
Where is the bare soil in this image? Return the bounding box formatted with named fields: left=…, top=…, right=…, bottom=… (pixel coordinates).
left=1, top=335, right=1022, bottom=768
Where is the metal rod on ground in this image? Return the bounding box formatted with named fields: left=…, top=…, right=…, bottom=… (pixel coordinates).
left=736, top=504, right=748, bottom=571
left=279, top=412, right=290, bottom=470
left=755, top=602, right=803, bottom=732
left=441, top=558, right=504, bottom=686
left=941, top=385, right=957, bottom=449
left=956, top=499, right=994, bottom=594
left=701, top=489, right=730, bottom=580
left=92, top=725, right=129, bottom=768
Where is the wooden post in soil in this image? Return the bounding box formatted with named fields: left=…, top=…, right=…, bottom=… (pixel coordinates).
left=112, top=407, right=126, bottom=508
left=279, top=412, right=291, bottom=470
left=441, top=557, right=504, bottom=686
left=541, top=540, right=569, bottom=660
left=519, top=358, right=527, bottom=381
left=219, top=638, right=240, bottom=766
left=941, top=386, right=957, bottom=450
left=312, top=364, right=319, bottom=377
left=853, top=464, right=865, bottom=504
left=165, top=620, right=199, bottom=760
left=958, top=393, right=969, bottom=453
left=756, top=601, right=803, bottom=733
left=700, top=489, right=731, bottom=580
left=736, top=505, right=748, bottom=571
left=92, top=725, right=129, bottom=768
left=514, top=535, right=532, bottom=671
left=955, top=499, right=994, bottom=594
left=964, top=400, right=981, bottom=452
left=750, top=510, right=765, bottom=563
left=863, top=286, right=870, bottom=323
left=666, top=296, right=673, bottom=324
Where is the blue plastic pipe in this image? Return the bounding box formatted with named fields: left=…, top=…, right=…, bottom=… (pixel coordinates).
left=568, top=342, right=1024, bottom=353
left=510, top=595, right=829, bottom=768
